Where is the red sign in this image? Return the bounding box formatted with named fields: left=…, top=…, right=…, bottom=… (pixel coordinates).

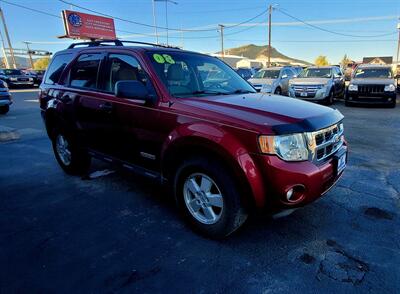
left=62, top=10, right=116, bottom=40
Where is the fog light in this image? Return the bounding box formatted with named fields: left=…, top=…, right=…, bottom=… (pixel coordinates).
left=286, top=188, right=294, bottom=201
left=388, top=98, right=392, bottom=102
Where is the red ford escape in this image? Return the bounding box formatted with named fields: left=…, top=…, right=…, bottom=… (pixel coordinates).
left=39, top=40, right=347, bottom=238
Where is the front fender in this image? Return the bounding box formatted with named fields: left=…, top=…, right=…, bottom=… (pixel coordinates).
left=161, top=122, right=266, bottom=208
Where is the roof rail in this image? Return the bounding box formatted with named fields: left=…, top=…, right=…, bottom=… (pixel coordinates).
left=67, top=39, right=181, bottom=50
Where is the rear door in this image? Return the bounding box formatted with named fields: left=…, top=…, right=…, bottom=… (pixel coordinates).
left=66, top=52, right=115, bottom=154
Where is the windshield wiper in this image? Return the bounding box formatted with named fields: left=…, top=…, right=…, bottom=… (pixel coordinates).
left=190, top=90, right=230, bottom=95
left=230, top=89, right=256, bottom=94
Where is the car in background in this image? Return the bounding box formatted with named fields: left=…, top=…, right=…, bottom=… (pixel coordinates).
left=248, top=66, right=296, bottom=95
left=0, top=80, right=12, bottom=114
left=346, top=64, right=397, bottom=108
left=288, top=66, right=345, bottom=105
left=235, top=67, right=256, bottom=80
left=0, top=69, right=34, bottom=88
left=23, top=69, right=46, bottom=86
left=291, top=66, right=304, bottom=76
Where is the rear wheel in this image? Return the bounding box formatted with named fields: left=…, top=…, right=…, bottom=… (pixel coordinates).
left=0, top=105, right=9, bottom=114
left=174, top=156, right=248, bottom=238
left=52, top=128, right=91, bottom=175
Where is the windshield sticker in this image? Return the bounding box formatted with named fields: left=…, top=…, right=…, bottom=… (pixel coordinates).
left=153, top=54, right=175, bottom=64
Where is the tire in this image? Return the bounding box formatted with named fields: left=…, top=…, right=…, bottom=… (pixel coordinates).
left=51, top=127, right=91, bottom=175
left=389, top=100, right=396, bottom=108
left=174, top=156, right=248, bottom=239
left=0, top=105, right=9, bottom=114
left=325, top=90, right=334, bottom=105
left=344, top=100, right=352, bottom=107
left=274, top=87, right=282, bottom=95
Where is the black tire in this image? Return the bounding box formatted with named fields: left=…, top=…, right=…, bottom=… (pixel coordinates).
left=325, top=90, right=334, bottom=105
left=344, top=100, right=352, bottom=107
left=389, top=100, right=396, bottom=108
left=51, top=127, right=91, bottom=175
left=0, top=105, right=9, bottom=114
left=274, top=87, right=282, bottom=95
left=174, top=156, right=248, bottom=239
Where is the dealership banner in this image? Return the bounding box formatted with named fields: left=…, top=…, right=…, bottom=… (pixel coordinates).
left=62, top=10, right=116, bottom=40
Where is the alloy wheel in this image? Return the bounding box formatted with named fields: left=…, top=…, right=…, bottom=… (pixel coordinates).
left=183, top=173, right=224, bottom=225
left=55, top=134, right=71, bottom=166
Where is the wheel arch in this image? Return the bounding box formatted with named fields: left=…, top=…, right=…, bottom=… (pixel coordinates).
left=161, top=126, right=266, bottom=210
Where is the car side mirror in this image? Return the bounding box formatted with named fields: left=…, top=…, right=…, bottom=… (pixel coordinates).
left=115, top=80, right=149, bottom=101
left=282, top=74, right=288, bottom=79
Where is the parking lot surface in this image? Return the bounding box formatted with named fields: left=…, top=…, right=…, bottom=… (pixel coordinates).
left=1, top=90, right=399, bottom=293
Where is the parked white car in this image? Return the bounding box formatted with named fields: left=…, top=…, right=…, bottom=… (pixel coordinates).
left=248, top=66, right=296, bottom=95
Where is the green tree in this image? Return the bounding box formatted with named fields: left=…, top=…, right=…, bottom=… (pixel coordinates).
left=340, top=54, right=351, bottom=68
left=314, top=55, right=329, bottom=66
left=33, top=57, right=50, bottom=70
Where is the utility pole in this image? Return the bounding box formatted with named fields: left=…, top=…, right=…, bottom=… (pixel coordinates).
left=23, top=41, right=34, bottom=69
left=219, top=24, right=225, bottom=59
left=0, top=7, right=16, bottom=69
left=267, top=4, right=272, bottom=67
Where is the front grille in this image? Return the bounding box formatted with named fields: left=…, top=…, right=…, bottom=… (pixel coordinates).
left=358, top=84, right=384, bottom=95
left=307, top=123, right=344, bottom=162
left=293, top=85, right=321, bottom=93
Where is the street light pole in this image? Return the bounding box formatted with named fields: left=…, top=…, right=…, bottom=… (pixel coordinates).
left=152, top=0, right=159, bottom=44
left=396, top=21, right=400, bottom=64
left=219, top=24, right=225, bottom=59
left=267, top=4, right=272, bottom=67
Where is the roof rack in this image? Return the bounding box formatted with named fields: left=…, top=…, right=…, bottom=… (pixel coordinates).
left=67, top=39, right=181, bottom=50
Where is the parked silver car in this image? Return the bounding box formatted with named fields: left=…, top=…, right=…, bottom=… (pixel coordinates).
left=288, top=66, right=345, bottom=105
left=248, top=66, right=296, bottom=95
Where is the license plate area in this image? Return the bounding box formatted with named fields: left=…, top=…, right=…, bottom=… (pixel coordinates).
left=334, top=148, right=347, bottom=175
left=300, top=92, right=308, bottom=97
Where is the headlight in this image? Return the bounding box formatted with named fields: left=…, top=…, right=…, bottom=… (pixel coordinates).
left=258, top=133, right=309, bottom=161
left=29, top=77, right=33, bottom=81
left=384, top=84, right=396, bottom=92
left=348, top=84, right=358, bottom=91
left=10, top=77, right=18, bottom=81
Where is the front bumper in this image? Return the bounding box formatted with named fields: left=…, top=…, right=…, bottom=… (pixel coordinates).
left=346, top=91, right=396, bottom=104
left=0, top=94, right=12, bottom=106
left=256, top=145, right=347, bottom=213
left=289, top=87, right=329, bottom=101
left=8, top=81, right=34, bottom=87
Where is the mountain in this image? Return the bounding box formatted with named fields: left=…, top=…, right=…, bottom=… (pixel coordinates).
left=221, top=44, right=312, bottom=65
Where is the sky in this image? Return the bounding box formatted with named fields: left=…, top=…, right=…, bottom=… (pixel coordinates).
left=0, top=0, right=399, bottom=64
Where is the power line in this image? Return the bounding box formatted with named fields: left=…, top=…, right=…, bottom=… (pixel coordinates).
left=277, top=8, right=397, bottom=38
left=224, top=9, right=267, bottom=29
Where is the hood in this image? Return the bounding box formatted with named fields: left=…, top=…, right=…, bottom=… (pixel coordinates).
left=290, top=78, right=330, bottom=85
left=248, top=78, right=277, bottom=85
left=350, top=78, right=394, bottom=85
left=177, top=93, right=343, bottom=135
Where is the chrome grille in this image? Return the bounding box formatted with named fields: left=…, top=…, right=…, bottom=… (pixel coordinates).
left=293, top=85, right=321, bottom=93
left=306, top=123, right=344, bottom=162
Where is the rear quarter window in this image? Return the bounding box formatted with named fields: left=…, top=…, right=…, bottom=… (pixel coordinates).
left=44, top=53, right=73, bottom=85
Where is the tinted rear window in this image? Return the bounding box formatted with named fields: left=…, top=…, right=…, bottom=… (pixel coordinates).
left=44, top=53, right=73, bottom=85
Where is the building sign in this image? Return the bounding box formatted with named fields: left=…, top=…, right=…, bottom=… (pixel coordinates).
left=62, top=10, right=116, bottom=40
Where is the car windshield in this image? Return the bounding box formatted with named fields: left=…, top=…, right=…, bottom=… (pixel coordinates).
left=146, top=51, right=256, bottom=98
left=299, top=68, right=332, bottom=78
left=253, top=69, right=280, bottom=79
left=354, top=68, right=392, bottom=79
left=4, top=69, right=23, bottom=75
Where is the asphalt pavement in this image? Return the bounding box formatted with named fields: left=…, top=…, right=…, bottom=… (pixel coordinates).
left=1, top=90, right=399, bottom=293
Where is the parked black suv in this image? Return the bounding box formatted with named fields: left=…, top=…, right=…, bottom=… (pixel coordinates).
left=346, top=64, right=397, bottom=107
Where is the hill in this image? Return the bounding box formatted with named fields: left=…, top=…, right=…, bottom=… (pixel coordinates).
left=221, top=44, right=312, bottom=65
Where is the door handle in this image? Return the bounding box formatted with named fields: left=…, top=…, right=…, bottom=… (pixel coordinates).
left=99, top=102, right=113, bottom=112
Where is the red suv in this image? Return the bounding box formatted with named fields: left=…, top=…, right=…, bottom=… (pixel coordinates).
left=39, top=40, right=347, bottom=238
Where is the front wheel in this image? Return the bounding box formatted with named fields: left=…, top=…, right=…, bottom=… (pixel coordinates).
left=174, top=156, right=248, bottom=238
left=325, top=90, right=334, bottom=105
left=0, top=105, right=9, bottom=114
left=274, top=87, right=282, bottom=95
left=52, top=128, right=91, bottom=175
